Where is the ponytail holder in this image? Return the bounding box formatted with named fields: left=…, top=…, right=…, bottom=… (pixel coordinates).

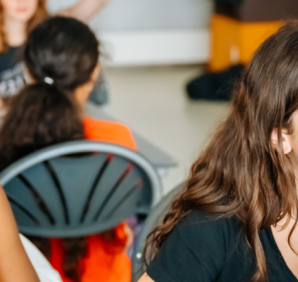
left=44, top=77, right=54, bottom=85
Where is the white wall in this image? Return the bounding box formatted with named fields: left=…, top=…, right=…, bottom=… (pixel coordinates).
left=47, top=0, right=212, bottom=65
left=48, top=0, right=212, bottom=30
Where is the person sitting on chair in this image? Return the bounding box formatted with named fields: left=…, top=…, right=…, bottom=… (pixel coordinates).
left=0, top=0, right=110, bottom=105
left=0, top=16, right=135, bottom=282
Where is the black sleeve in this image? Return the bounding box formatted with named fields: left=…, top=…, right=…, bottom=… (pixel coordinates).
left=215, top=0, right=241, bottom=5
left=146, top=211, right=230, bottom=282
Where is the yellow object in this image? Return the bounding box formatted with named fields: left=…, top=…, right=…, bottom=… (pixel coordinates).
left=209, top=14, right=283, bottom=71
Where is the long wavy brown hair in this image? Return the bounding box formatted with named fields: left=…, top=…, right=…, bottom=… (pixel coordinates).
left=0, top=16, right=100, bottom=282
left=0, top=0, right=48, bottom=53
left=145, top=21, right=298, bottom=282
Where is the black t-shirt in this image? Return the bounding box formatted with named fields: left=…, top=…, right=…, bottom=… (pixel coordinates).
left=0, top=46, right=29, bottom=98
left=146, top=210, right=297, bottom=282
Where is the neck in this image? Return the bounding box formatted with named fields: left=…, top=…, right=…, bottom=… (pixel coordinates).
left=75, top=83, right=92, bottom=108
left=4, top=16, right=27, bottom=47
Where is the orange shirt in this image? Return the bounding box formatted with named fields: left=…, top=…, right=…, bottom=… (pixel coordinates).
left=50, top=223, right=131, bottom=282
left=83, top=117, right=137, bottom=150
left=50, top=117, right=136, bottom=282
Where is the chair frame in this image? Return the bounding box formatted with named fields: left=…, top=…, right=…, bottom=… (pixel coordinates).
left=0, top=140, right=163, bottom=237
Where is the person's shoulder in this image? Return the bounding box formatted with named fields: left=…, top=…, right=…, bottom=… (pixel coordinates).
left=83, top=117, right=137, bottom=150
left=146, top=209, right=245, bottom=282
left=0, top=46, right=23, bottom=72
left=175, top=209, right=242, bottom=251
left=20, top=235, right=62, bottom=282
left=83, top=117, right=130, bottom=132
left=179, top=209, right=242, bottom=231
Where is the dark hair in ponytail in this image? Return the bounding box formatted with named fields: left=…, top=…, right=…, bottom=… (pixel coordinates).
left=25, top=16, right=99, bottom=91
left=0, top=16, right=100, bottom=282
left=0, top=83, right=84, bottom=169
left=0, top=16, right=99, bottom=169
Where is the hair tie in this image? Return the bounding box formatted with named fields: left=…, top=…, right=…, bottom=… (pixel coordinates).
left=44, top=77, right=54, bottom=85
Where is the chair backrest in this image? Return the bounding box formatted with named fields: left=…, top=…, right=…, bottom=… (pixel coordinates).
left=0, top=141, right=162, bottom=238
left=132, top=182, right=184, bottom=282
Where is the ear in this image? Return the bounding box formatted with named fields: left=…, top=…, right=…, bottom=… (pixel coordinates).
left=271, top=128, right=292, bottom=154
left=24, top=66, right=35, bottom=83
left=90, top=64, right=100, bottom=83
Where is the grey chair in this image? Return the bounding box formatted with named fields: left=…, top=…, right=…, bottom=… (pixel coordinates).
left=132, top=182, right=185, bottom=282
left=0, top=140, right=162, bottom=238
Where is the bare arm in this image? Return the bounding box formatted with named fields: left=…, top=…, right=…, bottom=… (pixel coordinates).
left=138, top=273, right=155, bottom=282
left=58, top=0, right=111, bottom=22
left=0, top=185, right=39, bottom=282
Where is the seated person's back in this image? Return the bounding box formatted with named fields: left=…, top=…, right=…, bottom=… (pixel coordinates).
left=0, top=16, right=135, bottom=282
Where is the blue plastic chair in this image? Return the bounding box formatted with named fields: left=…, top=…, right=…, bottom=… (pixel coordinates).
left=0, top=140, right=162, bottom=238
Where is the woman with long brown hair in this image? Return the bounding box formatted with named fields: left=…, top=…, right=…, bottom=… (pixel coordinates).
left=139, top=21, right=298, bottom=282
left=0, top=0, right=109, bottom=100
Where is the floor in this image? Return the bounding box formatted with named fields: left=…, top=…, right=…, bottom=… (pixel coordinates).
left=104, top=65, right=230, bottom=195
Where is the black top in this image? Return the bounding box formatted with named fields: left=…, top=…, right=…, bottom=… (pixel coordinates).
left=147, top=210, right=297, bottom=282
left=0, top=46, right=28, bottom=98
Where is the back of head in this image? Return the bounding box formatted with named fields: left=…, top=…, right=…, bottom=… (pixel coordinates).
left=0, top=16, right=100, bottom=171
left=25, top=16, right=99, bottom=90
left=145, top=21, right=298, bottom=282
left=0, top=17, right=100, bottom=282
